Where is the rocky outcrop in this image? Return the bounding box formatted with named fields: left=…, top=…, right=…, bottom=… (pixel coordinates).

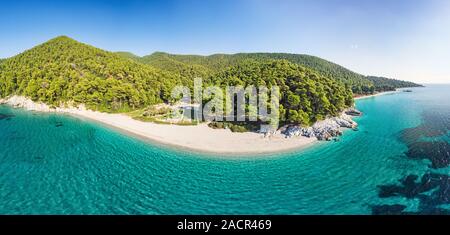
left=345, top=108, right=363, bottom=116
left=2, top=95, right=54, bottom=112
left=283, top=110, right=359, bottom=141
left=0, top=95, right=86, bottom=113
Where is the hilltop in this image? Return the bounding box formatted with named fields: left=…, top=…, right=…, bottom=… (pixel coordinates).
left=0, top=36, right=184, bottom=112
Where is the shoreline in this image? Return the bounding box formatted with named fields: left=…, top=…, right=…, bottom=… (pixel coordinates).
left=65, top=110, right=320, bottom=157
left=0, top=94, right=370, bottom=156
left=1, top=96, right=320, bottom=155
left=354, top=89, right=401, bottom=100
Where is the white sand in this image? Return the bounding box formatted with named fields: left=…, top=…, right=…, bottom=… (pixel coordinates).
left=354, top=90, right=399, bottom=100
left=1, top=89, right=402, bottom=155
left=1, top=96, right=317, bottom=155
left=67, top=109, right=318, bottom=155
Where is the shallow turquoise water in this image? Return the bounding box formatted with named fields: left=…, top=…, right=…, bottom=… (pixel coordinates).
left=0, top=85, right=448, bottom=214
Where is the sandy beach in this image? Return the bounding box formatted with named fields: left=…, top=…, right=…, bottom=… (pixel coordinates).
left=1, top=96, right=318, bottom=155
left=0, top=88, right=401, bottom=156
left=67, top=109, right=319, bottom=155
left=354, top=90, right=400, bottom=100
left=2, top=92, right=388, bottom=155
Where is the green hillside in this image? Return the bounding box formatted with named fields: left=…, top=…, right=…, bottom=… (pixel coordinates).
left=0, top=36, right=421, bottom=126
left=365, top=76, right=423, bottom=91
left=141, top=52, right=211, bottom=79
left=114, top=51, right=141, bottom=61
left=136, top=52, right=422, bottom=94
left=211, top=59, right=353, bottom=125
left=0, top=36, right=185, bottom=112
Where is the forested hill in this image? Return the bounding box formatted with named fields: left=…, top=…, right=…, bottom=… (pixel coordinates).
left=365, top=76, right=423, bottom=91
left=0, top=36, right=421, bottom=124
left=114, top=51, right=141, bottom=60
left=211, top=60, right=354, bottom=125
left=0, top=36, right=353, bottom=125
left=142, top=53, right=372, bottom=91
left=135, top=52, right=422, bottom=94
left=0, top=36, right=186, bottom=112
left=137, top=52, right=211, bottom=79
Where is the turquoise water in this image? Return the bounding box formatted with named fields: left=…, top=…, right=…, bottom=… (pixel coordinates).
left=0, top=85, right=449, bottom=214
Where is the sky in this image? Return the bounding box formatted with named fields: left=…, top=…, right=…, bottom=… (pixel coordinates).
left=0, top=0, right=449, bottom=83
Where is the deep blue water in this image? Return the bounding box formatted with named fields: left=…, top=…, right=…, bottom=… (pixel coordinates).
left=0, top=85, right=449, bottom=214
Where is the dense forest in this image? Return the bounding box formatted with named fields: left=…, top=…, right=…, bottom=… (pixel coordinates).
left=365, top=76, right=422, bottom=91
left=210, top=59, right=353, bottom=126
left=0, top=36, right=422, bottom=126
left=0, top=36, right=188, bottom=112
left=133, top=52, right=422, bottom=94
left=139, top=52, right=211, bottom=79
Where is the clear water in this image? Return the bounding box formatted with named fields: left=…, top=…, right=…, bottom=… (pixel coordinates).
left=0, top=85, right=449, bottom=214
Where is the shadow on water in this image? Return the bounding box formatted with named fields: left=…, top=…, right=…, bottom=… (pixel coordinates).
left=0, top=113, right=15, bottom=120
left=372, top=102, right=450, bottom=214
left=372, top=173, right=449, bottom=214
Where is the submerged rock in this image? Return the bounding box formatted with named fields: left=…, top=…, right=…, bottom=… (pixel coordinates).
left=374, top=173, right=450, bottom=215
left=372, top=204, right=407, bottom=215
left=0, top=113, right=15, bottom=120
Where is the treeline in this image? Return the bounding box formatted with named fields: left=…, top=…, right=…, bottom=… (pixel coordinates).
left=365, top=76, right=423, bottom=91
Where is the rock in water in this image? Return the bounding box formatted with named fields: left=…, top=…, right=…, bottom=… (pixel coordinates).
left=345, top=108, right=363, bottom=116
left=282, top=111, right=359, bottom=141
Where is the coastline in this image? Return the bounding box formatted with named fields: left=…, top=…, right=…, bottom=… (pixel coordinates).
left=0, top=96, right=319, bottom=155
left=354, top=90, right=400, bottom=100
left=67, top=110, right=320, bottom=156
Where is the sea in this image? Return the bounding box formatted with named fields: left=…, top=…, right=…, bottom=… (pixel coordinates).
left=0, top=84, right=448, bottom=214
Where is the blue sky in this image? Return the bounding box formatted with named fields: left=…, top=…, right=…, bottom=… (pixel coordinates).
left=1, top=0, right=449, bottom=83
